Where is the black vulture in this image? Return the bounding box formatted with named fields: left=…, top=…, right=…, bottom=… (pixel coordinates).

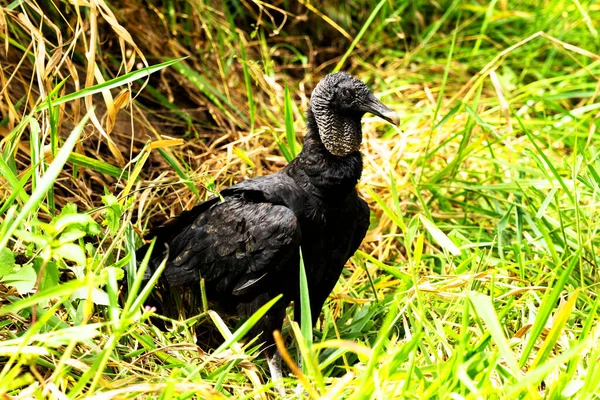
left=137, top=72, right=398, bottom=383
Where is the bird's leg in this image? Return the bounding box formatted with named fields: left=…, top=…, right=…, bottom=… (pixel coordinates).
left=294, top=353, right=304, bottom=396
left=267, top=350, right=283, bottom=381
left=266, top=350, right=286, bottom=396
left=296, top=352, right=302, bottom=373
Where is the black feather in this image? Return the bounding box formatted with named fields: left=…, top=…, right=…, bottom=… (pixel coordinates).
left=137, top=72, right=398, bottom=374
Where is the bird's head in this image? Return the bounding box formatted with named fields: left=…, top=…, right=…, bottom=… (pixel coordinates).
left=310, top=72, right=399, bottom=156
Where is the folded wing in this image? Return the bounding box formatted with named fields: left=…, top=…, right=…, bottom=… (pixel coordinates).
left=140, top=197, right=301, bottom=298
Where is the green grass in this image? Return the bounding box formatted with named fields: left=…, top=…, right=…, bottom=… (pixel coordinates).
left=1, top=0, right=600, bottom=398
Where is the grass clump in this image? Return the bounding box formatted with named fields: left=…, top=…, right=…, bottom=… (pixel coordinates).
left=1, top=0, right=600, bottom=398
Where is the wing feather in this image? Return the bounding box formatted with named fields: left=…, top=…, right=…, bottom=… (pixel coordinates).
left=143, top=197, right=301, bottom=298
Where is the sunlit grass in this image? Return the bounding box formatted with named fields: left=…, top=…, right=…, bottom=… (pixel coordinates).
left=1, top=0, right=600, bottom=398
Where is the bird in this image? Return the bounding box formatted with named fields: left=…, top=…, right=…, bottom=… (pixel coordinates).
left=137, top=71, right=399, bottom=386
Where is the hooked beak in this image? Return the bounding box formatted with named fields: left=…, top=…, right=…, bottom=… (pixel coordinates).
left=361, top=93, right=400, bottom=126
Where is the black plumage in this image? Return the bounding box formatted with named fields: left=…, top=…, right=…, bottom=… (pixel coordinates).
left=137, top=72, right=398, bottom=382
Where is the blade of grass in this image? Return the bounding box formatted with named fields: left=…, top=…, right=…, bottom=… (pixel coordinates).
left=35, top=58, right=186, bottom=112
left=333, top=0, right=388, bottom=72
left=351, top=294, right=403, bottom=400
left=519, top=249, right=581, bottom=367
left=0, top=167, right=32, bottom=215
left=239, top=35, right=256, bottom=132
left=170, top=61, right=249, bottom=125
left=156, top=148, right=200, bottom=198
left=468, top=292, right=520, bottom=378
left=296, top=248, right=324, bottom=390
left=284, top=81, right=297, bottom=158
left=197, top=294, right=283, bottom=368
left=67, top=152, right=130, bottom=180
left=530, top=289, right=579, bottom=369
left=0, top=111, right=91, bottom=251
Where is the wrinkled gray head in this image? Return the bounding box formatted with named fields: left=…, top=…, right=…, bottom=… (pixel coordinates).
left=310, top=72, right=399, bottom=156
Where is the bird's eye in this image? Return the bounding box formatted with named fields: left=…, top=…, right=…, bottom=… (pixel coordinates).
left=342, top=88, right=351, bottom=97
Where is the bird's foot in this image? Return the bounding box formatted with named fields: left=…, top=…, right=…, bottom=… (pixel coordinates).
left=267, top=351, right=286, bottom=396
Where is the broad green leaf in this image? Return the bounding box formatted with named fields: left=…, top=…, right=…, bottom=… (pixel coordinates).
left=71, top=287, right=110, bottom=306
left=58, top=227, right=88, bottom=244
left=2, top=264, right=37, bottom=294
left=55, top=243, right=86, bottom=266
left=32, top=259, right=59, bottom=291
left=13, top=230, right=49, bottom=247
left=54, top=213, right=98, bottom=233
left=0, top=248, right=15, bottom=277
left=101, top=193, right=121, bottom=235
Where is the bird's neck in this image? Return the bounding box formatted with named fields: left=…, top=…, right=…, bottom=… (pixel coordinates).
left=285, top=109, right=363, bottom=199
